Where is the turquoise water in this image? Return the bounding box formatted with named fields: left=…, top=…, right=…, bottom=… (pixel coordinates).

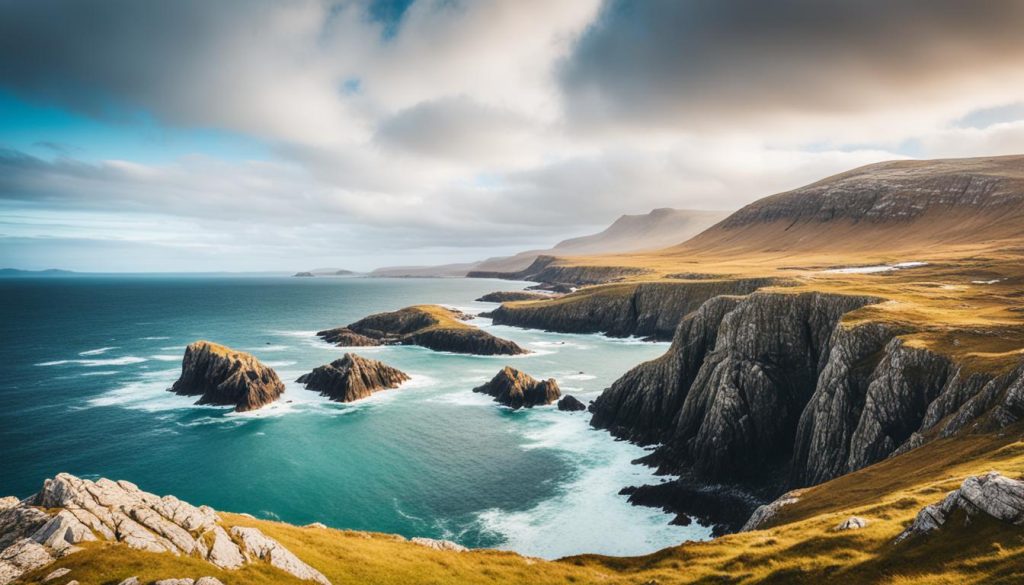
left=0, top=275, right=709, bottom=558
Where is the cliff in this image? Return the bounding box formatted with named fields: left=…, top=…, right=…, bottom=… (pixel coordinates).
left=472, top=367, right=561, bottom=409
left=296, top=353, right=410, bottom=403
left=317, top=305, right=526, bottom=356
left=476, top=291, right=555, bottom=303
left=468, top=255, right=653, bottom=286
left=488, top=278, right=781, bottom=340
left=169, top=341, right=285, bottom=412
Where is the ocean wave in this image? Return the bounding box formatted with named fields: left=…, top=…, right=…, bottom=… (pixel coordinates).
left=140, top=336, right=170, bottom=340
left=37, top=356, right=148, bottom=367
left=247, top=344, right=290, bottom=352
left=80, top=370, right=120, bottom=377
left=263, top=360, right=298, bottom=368
left=150, top=354, right=181, bottom=362
left=79, top=346, right=118, bottom=356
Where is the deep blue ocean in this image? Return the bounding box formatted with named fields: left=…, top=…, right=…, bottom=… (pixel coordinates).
left=0, top=275, right=707, bottom=558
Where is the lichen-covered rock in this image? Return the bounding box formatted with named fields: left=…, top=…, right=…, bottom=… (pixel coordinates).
left=170, top=341, right=285, bottom=412
left=410, top=537, right=468, bottom=552
left=318, top=306, right=526, bottom=356
left=206, top=526, right=245, bottom=570
left=897, top=472, right=1024, bottom=542
left=473, top=367, right=561, bottom=409
left=835, top=516, right=868, bottom=531
left=557, top=395, right=586, bottom=412
left=0, top=538, right=54, bottom=585
left=231, top=526, right=330, bottom=584
left=297, top=353, right=409, bottom=403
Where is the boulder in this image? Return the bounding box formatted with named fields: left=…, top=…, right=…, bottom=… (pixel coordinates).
left=43, top=567, right=71, bottom=582
left=557, top=395, right=586, bottom=412
left=0, top=539, right=54, bottom=585
left=117, top=578, right=140, bottom=585
left=834, top=516, right=868, bottom=531
left=170, top=341, right=285, bottom=412
left=473, top=367, right=561, bottom=409
left=897, top=472, right=1024, bottom=542
left=231, top=526, right=330, bottom=585
left=296, top=354, right=410, bottom=403
left=410, top=537, right=468, bottom=552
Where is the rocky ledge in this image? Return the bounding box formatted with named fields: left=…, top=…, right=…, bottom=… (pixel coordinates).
left=297, top=353, right=410, bottom=403
left=473, top=367, right=560, bottom=409
left=897, top=472, right=1024, bottom=542
left=169, top=341, right=285, bottom=412
left=475, top=291, right=556, bottom=303
left=0, top=473, right=329, bottom=585
left=317, top=305, right=526, bottom=356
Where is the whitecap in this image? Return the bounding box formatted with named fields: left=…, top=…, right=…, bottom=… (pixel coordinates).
left=36, top=356, right=148, bottom=367
left=150, top=354, right=181, bottom=362
left=247, top=344, right=290, bottom=352
left=140, top=336, right=170, bottom=340
left=263, top=360, right=297, bottom=368
left=80, top=370, right=120, bottom=377
left=79, top=346, right=117, bottom=356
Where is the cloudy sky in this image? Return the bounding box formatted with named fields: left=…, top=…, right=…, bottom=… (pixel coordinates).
left=2, top=0, right=1024, bottom=272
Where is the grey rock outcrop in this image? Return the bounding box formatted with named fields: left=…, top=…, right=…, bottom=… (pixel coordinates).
left=0, top=473, right=330, bottom=585
left=43, top=567, right=71, bottom=581
left=296, top=353, right=410, bottom=403
left=473, top=367, right=561, bottom=409
left=117, top=578, right=140, bottom=585
left=410, top=537, right=468, bottom=552
left=835, top=516, right=868, bottom=531
left=231, top=526, right=330, bottom=585
left=741, top=490, right=802, bottom=532
left=170, top=341, right=285, bottom=412
left=897, top=472, right=1024, bottom=542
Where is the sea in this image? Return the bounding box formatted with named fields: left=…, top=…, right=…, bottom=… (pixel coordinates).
left=0, top=275, right=709, bottom=559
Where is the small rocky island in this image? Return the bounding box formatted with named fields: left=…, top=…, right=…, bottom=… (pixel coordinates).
left=317, top=305, right=526, bottom=355
left=473, top=367, right=560, bottom=409
left=557, top=394, right=586, bottom=411
left=475, top=291, right=556, bottom=303
left=297, top=353, right=410, bottom=403
left=170, top=341, right=284, bottom=412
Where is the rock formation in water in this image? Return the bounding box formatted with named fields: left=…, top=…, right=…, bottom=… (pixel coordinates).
left=557, top=395, right=586, bottom=412
left=317, top=305, right=526, bottom=356
left=296, top=353, right=410, bottom=403
left=488, top=278, right=782, bottom=340
left=0, top=473, right=330, bottom=585
left=316, top=328, right=382, bottom=347
left=896, top=472, right=1024, bottom=543
left=169, top=340, right=286, bottom=413
left=476, top=291, right=555, bottom=303
left=473, top=367, right=561, bottom=409
left=170, top=341, right=285, bottom=412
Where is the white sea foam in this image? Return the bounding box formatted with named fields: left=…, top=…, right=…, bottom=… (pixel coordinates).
left=150, top=354, right=181, bottom=362
left=823, top=261, right=928, bottom=274
left=140, top=336, right=170, bottom=340
left=79, top=346, right=117, bottom=356
left=263, top=360, right=298, bottom=368
left=248, top=344, right=290, bottom=352
left=80, top=370, right=120, bottom=377
left=37, top=356, right=148, bottom=367
left=86, top=370, right=200, bottom=412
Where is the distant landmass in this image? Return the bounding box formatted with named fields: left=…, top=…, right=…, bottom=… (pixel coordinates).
left=0, top=268, right=75, bottom=276
left=370, top=208, right=730, bottom=278
left=292, top=268, right=358, bottom=277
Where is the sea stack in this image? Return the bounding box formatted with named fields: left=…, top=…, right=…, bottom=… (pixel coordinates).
left=473, top=367, right=560, bottom=409
left=170, top=341, right=285, bottom=412
left=557, top=394, right=586, bottom=412
left=297, top=353, right=410, bottom=403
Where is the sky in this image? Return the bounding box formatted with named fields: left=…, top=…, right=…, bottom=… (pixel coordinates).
left=2, top=0, right=1024, bottom=272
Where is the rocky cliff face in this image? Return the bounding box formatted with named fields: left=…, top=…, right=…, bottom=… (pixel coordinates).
left=489, top=278, right=780, bottom=341
left=590, top=287, right=1024, bottom=526
left=297, top=353, right=410, bottom=403
left=317, top=306, right=526, bottom=356
left=0, top=474, right=329, bottom=585
left=476, top=291, right=556, bottom=303
left=169, top=341, right=285, bottom=412
left=473, top=367, right=561, bottom=409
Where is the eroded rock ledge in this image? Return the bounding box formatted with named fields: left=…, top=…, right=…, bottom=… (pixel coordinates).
left=0, top=473, right=329, bottom=585
left=897, top=472, right=1024, bottom=542
left=317, top=305, right=526, bottom=356
left=170, top=341, right=285, bottom=412
left=473, top=367, right=560, bottom=409
left=297, top=353, right=410, bottom=403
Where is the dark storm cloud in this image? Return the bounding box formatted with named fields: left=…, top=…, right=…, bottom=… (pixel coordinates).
left=561, top=0, right=1024, bottom=130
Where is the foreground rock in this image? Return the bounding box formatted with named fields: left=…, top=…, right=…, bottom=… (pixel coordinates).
left=557, top=395, right=586, bottom=412
left=410, top=537, right=468, bottom=552
left=297, top=353, right=410, bottom=403
left=170, top=341, right=285, bottom=412
left=317, top=305, right=526, bottom=356
left=476, top=291, right=555, bottom=303
left=0, top=473, right=330, bottom=585
left=897, top=472, right=1024, bottom=542
left=473, top=367, right=560, bottom=409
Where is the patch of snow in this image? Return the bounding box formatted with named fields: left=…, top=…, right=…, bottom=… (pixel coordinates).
left=822, top=261, right=928, bottom=274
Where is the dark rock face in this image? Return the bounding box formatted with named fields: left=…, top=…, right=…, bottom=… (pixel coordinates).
left=476, top=291, right=555, bottom=303
left=897, top=472, right=1024, bottom=542
left=315, top=327, right=381, bottom=347
left=588, top=287, right=1024, bottom=529
left=296, top=353, right=410, bottom=403
left=490, top=278, right=781, bottom=341
left=473, top=367, right=560, bottom=409
left=557, top=395, right=586, bottom=411
left=317, top=306, right=526, bottom=356
left=170, top=341, right=284, bottom=412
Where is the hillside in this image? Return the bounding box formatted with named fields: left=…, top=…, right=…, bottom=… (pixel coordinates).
left=370, top=208, right=728, bottom=277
